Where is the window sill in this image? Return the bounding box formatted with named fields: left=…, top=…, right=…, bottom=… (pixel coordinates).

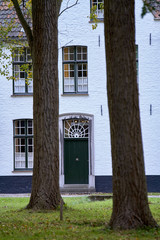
left=12, top=170, right=33, bottom=173
left=11, top=94, right=33, bottom=97
left=61, top=93, right=89, bottom=96
left=89, top=19, right=104, bottom=23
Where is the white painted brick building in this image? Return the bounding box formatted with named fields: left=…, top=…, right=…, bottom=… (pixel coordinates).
left=0, top=0, right=160, bottom=193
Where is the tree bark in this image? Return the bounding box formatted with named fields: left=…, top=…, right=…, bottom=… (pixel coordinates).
left=26, top=0, right=62, bottom=210
left=104, top=0, right=158, bottom=229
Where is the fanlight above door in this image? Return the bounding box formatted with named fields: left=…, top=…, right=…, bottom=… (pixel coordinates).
left=64, top=119, right=89, bottom=138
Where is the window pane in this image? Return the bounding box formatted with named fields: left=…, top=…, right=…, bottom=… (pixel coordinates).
left=77, top=47, right=87, bottom=61
left=63, top=47, right=74, bottom=61
left=64, top=64, right=75, bottom=92
left=21, top=121, right=25, bottom=127
left=92, top=0, right=104, bottom=19
left=21, top=138, right=25, bottom=145
left=15, top=138, right=26, bottom=168
left=20, top=54, right=25, bottom=62
left=14, top=50, right=19, bottom=62
left=26, top=49, right=32, bottom=62
left=27, top=66, right=33, bottom=93
left=28, top=138, right=34, bottom=168
left=14, top=65, right=20, bottom=79
left=78, top=64, right=82, bottom=71
left=14, top=79, right=25, bottom=93
left=28, top=80, right=33, bottom=93
left=20, top=71, right=25, bottom=78
left=78, top=63, right=88, bottom=92
left=15, top=120, right=25, bottom=135
left=13, top=49, right=25, bottom=62
left=28, top=120, right=32, bottom=127
left=27, top=120, right=33, bottom=135
left=14, top=64, right=26, bottom=93
left=70, top=70, right=74, bottom=77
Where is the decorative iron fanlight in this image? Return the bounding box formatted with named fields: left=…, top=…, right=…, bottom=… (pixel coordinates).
left=64, top=119, right=89, bottom=138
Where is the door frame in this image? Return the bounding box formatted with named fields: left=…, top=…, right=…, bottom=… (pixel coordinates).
left=59, top=113, right=95, bottom=190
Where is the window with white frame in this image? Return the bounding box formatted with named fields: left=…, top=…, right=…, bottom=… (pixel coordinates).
left=13, top=48, right=33, bottom=94
left=91, top=0, right=104, bottom=19
left=63, top=46, right=88, bottom=94
left=14, top=119, right=33, bottom=170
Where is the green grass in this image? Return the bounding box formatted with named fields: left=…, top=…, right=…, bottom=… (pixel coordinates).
left=89, top=192, right=160, bottom=196
left=148, top=193, right=160, bottom=196
left=0, top=197, right=160, bottom=239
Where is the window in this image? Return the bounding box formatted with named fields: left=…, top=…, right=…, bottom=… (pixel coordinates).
left=13, top=48, right=33, bottom=94
left=63, top=46, right=88, bottom=94
left=91, top=0, right=104, bottom=19
left=64, top=119, right=89, bottom=138
left=14, top=119, right=33, bottom=170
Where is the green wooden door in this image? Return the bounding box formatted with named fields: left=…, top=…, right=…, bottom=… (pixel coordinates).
left=64, top=139, right=89, bottom=184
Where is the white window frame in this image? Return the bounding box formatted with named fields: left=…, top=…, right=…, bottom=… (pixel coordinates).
left=62, top=46, right=88, bottom=94
left=13, top=48, right=33, bottom=94
left=91, top=0, right=104, bottom=19
left=14, top=119, right=34, bottom=170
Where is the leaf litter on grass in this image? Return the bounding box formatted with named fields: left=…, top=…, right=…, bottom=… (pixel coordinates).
left=0, top=197, right=160, bottom=239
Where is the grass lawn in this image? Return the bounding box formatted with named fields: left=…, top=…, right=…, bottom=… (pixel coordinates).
left=0, top=196, right=160, bottom=240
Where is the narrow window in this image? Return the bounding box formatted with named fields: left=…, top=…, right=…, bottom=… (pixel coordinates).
left=63, top=46, right=88, bottom=94
left=14, top=119, right=34, bottom=170
left=13, top=48, right=33, bottom=94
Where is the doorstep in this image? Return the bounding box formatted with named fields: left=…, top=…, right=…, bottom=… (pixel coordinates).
left=60, top=184, right=95, bottom=193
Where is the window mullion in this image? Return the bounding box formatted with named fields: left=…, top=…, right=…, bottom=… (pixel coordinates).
left=25, top=71, right=28, bottom=93
left=75, top=63, right=77, bottom=93
left=25, top=120, right=28, bottom=169
left=25, top=49, right=27, bottom=93
left=26, top=137, right=28, bottom=168
left=13, top=63, right=15, bottom=94
left=62, top=48, right=64, bottom=93
left=74, top=47, right=77, bottom=93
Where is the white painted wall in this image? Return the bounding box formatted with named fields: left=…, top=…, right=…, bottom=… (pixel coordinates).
left=136, top=0, right=160, bottom=175
left=0, top=48, right=33, bottom=176
left=0, top=0, right=160, bottom=178
left=58, top=0, right=112, bottom=176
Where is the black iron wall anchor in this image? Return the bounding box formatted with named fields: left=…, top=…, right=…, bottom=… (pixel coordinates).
left=150, top=104, right=152, bottom=115
left=101, top=105, right=103, bottom=116
left=150, top=33, right=152, bottom=45
left=98, top=35, right=100, bottom=47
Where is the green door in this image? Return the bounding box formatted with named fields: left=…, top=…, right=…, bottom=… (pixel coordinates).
left=64, top=139, right=89, bottom=184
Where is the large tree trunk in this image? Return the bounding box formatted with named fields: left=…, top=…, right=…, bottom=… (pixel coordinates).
left=104, top=0, right=157, bottom=229
left=27, top=0, right=62, bottom=210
